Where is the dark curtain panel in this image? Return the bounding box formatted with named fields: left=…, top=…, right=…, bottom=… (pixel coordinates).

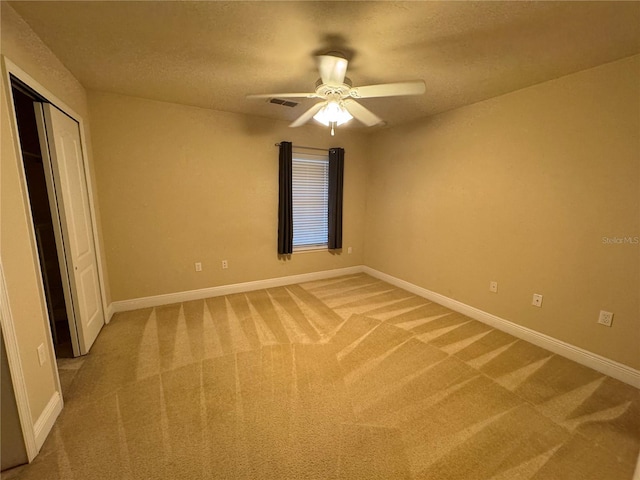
left=328, top=147, right=344, bottom=250
left=278, top=141, right=293, bottom=255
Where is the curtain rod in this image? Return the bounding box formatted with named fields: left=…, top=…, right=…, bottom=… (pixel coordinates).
left=274, top=143, right=329, bottom=152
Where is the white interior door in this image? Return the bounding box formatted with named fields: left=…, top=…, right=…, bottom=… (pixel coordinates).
left=36, top=104, right=104, bottom=355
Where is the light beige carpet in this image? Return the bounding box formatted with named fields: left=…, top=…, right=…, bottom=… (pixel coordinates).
left=5, top=273, right=639, bottom=479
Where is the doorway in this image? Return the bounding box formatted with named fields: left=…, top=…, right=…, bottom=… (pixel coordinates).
left=10, top=80, right=74, bottom=358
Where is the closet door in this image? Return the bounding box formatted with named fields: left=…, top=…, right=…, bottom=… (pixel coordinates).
left=37, top=104, right=104, bottom=354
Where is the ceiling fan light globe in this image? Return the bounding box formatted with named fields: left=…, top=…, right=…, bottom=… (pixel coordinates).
left=313, top=101, right=353, bottom=127
left=312, top=109, right=330, bottom=126
left=335, top=110, right=353, bottom=126
left=335, top=103, right=353, bottom=126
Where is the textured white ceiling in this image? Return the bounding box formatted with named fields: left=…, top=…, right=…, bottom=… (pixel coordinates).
left=8, top=1, right=640, bottom=129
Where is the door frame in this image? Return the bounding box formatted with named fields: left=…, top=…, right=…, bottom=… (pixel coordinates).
left=1, top=56, right=109, bottom=459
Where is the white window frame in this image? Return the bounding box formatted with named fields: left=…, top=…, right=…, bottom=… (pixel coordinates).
left=292, top=152, right=329, bottom=252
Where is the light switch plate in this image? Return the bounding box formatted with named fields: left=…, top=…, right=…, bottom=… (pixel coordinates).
left=37, top=344, right=46, bottom=366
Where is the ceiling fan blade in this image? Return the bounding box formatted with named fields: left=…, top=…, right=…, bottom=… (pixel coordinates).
left=349, top=81, right=426, bottom=99
left=290, top=102, right=326, bottom=127
left=343, top=99, right=383, bottom=127
left=246, top=93, right=318, bottom=99
left=316, top=55, right=348, bottom=85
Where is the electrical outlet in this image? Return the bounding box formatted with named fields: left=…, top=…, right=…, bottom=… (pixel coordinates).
left=37, top=343, right=46, bottom=366
left=489, top=281, right=498, bottom=293
left=598, top=310, right=613, bottom=327
left=532, top=294, right=543, bottom=307
left=194, top=262, right=202, bottom=272
left=221, top=260, right=228, bottom=269
left=347, top=246, right=352, bottom=254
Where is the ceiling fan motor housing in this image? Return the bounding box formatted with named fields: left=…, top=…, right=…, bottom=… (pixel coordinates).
left=315, top=77, right=352, bottom=91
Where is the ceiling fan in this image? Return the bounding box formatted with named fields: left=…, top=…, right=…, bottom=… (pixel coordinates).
left=246, top=53, right=426, bottom=135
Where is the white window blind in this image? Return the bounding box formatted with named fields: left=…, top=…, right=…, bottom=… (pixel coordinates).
left=292, top=153, right=329, bottom=249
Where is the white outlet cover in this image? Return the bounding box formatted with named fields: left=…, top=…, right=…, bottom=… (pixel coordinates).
left=489, top=281, right=498, bottom=293
left=598, top=310, right=613, bottom=327
left=532, top=294, right=543, bottom=307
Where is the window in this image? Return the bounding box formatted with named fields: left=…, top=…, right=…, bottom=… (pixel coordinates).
left=292, top=153, right=329, bottom=250
left=278, top=142, right=343, bottom=256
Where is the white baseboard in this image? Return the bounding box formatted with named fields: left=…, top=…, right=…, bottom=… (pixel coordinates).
left=363, top=267, right=640, bottom=388
left=110, top=266, right=364, bottom=313
left=33, top=391, right=62, bottom=451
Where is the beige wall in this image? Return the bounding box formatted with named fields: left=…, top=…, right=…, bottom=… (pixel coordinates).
left=88, top=91, right=368, bottom=301
left=365, top=55, right=640, bottom=369
left=0, top=3, right=106, bottom=422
